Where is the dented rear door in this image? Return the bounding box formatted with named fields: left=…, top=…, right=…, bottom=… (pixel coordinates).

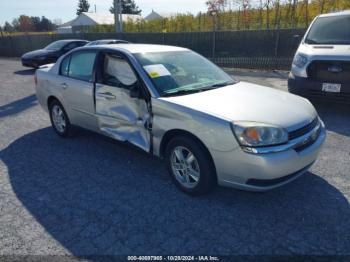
left=95, top=52, right=151, bottom=152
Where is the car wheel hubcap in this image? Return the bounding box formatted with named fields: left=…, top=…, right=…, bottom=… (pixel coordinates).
left=171, top=146, right=200, bottom=188
left=52, top=105, right=66, bottom=133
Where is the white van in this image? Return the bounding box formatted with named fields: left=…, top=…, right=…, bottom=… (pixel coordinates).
left=288, top=10, right=350, bottom=103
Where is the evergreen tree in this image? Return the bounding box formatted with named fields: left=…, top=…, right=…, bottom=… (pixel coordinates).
left=110, top=0, right=141, bottom=15
left=3, top=22, right=14, bottom=33
left=11, top=19, right=20, bottom=31
left=31, top=16, right=41, bottom=31
left=39, top=16, right=55, bottom=31
left=77, top=0, right=90, bottom=15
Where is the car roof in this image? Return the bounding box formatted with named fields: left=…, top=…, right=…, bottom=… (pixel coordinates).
left=318, top=9, right=350, bottom=18
left=56, top=39, right=89, bottom=43
left=96, top=39, right=125, bottom=42
left=90, top=43, right=188, bottom=54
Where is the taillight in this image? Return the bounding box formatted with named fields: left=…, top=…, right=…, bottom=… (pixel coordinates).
left=34, top=74, right=37, bottom=86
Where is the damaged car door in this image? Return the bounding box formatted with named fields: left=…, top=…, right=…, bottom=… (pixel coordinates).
left=95, top=52, right=151, bottom=152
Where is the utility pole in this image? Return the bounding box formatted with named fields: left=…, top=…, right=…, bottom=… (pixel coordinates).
left=114, top=0, right=122, bottom=33
left=119, top=0, right=123, bottom=33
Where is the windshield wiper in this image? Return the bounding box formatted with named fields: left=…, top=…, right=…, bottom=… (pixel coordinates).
left=161, top=81, right=236, bottom=97
left=209, top=81, right=236, bottom=88
left=161, top=89, right=204, bottom=97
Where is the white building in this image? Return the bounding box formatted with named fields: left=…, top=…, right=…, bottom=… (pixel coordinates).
left=56, top=26, right=73, bottom=34
left=144, top=10, right=177, bottom=21
left=57, top=12, right=141, bottom=33
left=71, top=12, right=141, bottom=27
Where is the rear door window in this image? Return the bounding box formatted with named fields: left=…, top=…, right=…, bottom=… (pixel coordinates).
left=60, top=51, right=97, bottom=82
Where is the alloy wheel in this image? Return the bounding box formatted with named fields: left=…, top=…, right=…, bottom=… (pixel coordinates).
left=51, top=105, right=66, bottom=133
left=170, top=146, right=200, bottom=188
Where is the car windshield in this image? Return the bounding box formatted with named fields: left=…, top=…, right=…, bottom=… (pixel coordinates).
left=305, top=15, right=350, bottom=45
left=45, top=40, right=67, bottom=51
left=134, top=50, right=236, bottom=96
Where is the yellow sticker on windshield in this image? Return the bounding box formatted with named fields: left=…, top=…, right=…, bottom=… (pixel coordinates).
left=143, top=64, right=171, bottom=78
left=149, top=71, right=160, bottom=78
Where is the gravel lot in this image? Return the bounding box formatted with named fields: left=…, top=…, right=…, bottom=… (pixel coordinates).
left=0, top=58, right=349, bottom=258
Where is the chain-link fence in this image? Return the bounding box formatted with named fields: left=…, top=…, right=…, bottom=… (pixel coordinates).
left=0, top=28, right=306, bottom=70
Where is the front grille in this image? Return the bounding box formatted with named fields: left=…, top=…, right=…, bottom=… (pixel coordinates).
left=307, top=60, right=350, bottom=83
left=294, top=126, right=321, bottom=152
left=288, top=117, right=318, bottom=140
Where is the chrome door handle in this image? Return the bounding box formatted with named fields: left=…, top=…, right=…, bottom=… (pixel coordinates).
left=61, top=83, right=68, bottom=89
left=97, top=92, right=116, bottom=100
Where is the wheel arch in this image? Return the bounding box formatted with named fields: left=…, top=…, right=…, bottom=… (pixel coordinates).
left=159, top=129, right=217, bottom=179
left=47, top=95, right=60, bottom=110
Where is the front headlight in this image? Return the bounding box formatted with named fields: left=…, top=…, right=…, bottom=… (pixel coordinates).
left=292, top=53, right=308, bottom=68
left=231, top=121, right=288, bottom=147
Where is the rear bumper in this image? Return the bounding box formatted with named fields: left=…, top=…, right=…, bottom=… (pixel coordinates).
left=288, top=73, right=350, bottom=104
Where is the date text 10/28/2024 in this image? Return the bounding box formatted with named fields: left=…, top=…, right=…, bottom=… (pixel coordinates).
left=127, top=256, right=220, bottom=261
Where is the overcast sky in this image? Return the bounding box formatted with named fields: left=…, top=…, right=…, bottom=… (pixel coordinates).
left=0, top=0, right=208, bottom=26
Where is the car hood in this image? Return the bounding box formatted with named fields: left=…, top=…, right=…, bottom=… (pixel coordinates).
left=298, top=43, right=350, bottom=59
left=22, top=49, right=56, bottom=58
left=160, top=82, right=318, bottom=131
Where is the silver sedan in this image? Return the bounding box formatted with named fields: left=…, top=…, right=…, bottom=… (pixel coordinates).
left=35, top=44, right=326, bottom=195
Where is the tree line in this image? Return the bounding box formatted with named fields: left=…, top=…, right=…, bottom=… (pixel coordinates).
left=1, top=15, right=57, bottom=34
left=1, top=0, right=349, bottom=34
left=76, top=0, right=141, bottom=15
left=88, top=0, right=350, bottom=33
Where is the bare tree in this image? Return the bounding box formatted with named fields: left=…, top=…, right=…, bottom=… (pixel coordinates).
left=291, top=0, right=297, bottom=28
left=259, top=0, right=263, bottom=29
left=319, top=0, right=325, bottom=13
left=206, top=0, right=225, bottom=30
left=273, top=0, right=281, bottom=29
left=265, top=0, right=272, bottom=29
left=303, top=0, right=309, bottom=27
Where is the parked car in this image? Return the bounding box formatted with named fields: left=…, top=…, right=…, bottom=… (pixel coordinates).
left=21, top=39, right=89, bottom=68
left=35, top=44, right=326, bottom=195
left=288, top=10, right=350, bottom=103
left=86, top=39, right=130, bottom=46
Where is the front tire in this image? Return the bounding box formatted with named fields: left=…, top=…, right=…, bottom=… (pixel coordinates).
left=49, top=100, right=73, bottom=137
left=165, top=136, right=216, bottom=196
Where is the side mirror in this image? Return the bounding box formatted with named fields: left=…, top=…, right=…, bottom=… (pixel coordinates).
left=129, top=82, right=142, bottom=99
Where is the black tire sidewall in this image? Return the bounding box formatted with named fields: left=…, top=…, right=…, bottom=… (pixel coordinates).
left=165, top=136, right=216, bottom=196
left=49, top=100, right=71, bottom=137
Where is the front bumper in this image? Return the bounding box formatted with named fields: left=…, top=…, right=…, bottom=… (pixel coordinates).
left=21, top=57, right=53, bottom=68
left=21, top=58, right=42, bottom=68
left=288, top=73, right=350, bottom=104
left=213, top=123, right=326, bottom=191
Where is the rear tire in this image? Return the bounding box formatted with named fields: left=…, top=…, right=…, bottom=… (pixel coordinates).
left=49, top=100, right=73, bottom=138
left=165, top=136, right=216, bottom=196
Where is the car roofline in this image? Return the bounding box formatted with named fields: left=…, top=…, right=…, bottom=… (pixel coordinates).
left=317, top=9, right=350, bottom=18
left=76, top=44, right=189, bottom=55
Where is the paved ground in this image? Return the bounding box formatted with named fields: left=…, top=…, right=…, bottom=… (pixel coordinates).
left=0, top=58, right=350, bottom=258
